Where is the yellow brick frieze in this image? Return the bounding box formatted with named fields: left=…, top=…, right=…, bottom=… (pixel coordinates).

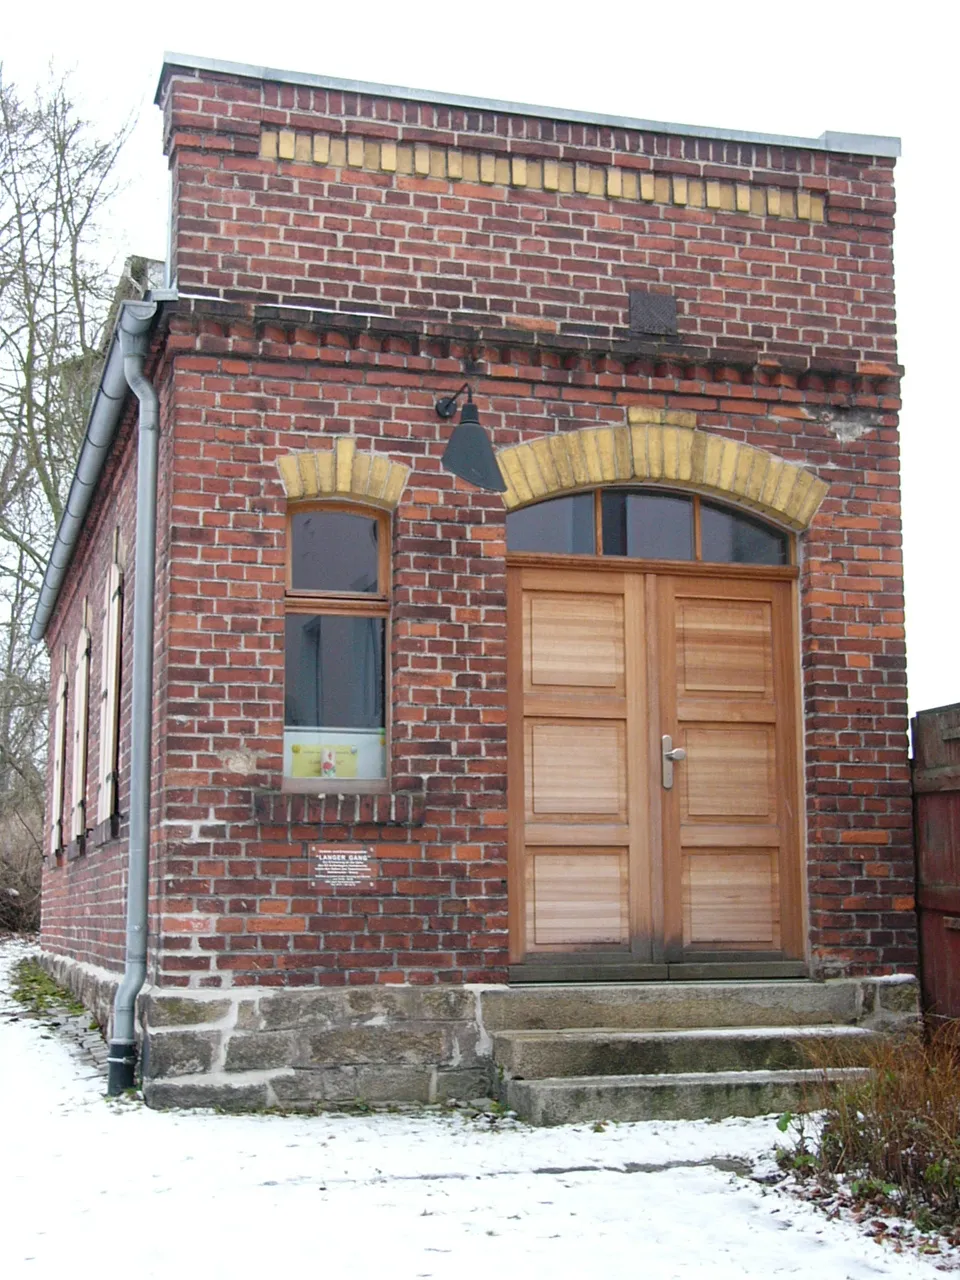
left=258, top=128, right=828, bottom=222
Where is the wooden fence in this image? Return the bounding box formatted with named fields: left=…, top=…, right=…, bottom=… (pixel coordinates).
left=914, top=702, right=960, bottom=1018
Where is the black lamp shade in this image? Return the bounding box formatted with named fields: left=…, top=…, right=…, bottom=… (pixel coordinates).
left=441, top=399, right=507, bottom=492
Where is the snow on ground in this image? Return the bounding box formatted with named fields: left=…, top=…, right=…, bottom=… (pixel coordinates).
left=0, top=938, right=943, bottom=1279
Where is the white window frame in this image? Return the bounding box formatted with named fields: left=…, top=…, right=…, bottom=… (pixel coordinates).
left=49, top=658, right=68, bottom=856
left=70, top=619, right=91, bottom=842
left=97, top=562, right=123, bottom=825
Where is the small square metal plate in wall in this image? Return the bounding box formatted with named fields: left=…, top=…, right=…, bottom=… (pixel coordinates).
left=629, top=289, right=678, bottom=337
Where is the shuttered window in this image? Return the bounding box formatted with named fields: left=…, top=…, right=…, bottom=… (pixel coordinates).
left=70, top=623, right=91, bottom=842
left=97, top=563, right=123, bottom=824
left=49, top=663, right=68, bottom=856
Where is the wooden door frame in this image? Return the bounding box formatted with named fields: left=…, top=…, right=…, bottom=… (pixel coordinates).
left=507, top=552, right=806, bottom=977
left=506, top=567, right=525, bottom=964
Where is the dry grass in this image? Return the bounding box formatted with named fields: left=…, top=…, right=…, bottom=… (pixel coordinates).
left=780, top=1024, right=960, bottom=1231
left=0, top=810, right=42, bottom=934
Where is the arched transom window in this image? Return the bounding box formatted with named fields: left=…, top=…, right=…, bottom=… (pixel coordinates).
left=506, top=488, right=789, bottom=566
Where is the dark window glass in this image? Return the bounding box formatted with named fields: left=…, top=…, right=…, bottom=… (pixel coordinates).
left=700, top=502, right=788, bottom=566
left=290, top=511, right=379, bottom=594
left=284, top=614, right=385, bottom=728
left=602, top=491, right=694, bottom=560
left=506, top=494, right=595, bottom=554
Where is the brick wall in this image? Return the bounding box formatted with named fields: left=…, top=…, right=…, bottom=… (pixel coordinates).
left=41, top=404, right=141, bottom=973
left=160, top=68, right=896, bottom=368
left=147, top=311, right=911, bottom=987
left=41, top=339, right=178, bottom=978
left=40, top=63, right=914, bottom=987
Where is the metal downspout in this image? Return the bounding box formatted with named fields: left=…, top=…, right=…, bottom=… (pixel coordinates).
left=106, top=308, right=161, bottom=1095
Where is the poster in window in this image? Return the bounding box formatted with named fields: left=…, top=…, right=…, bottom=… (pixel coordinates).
left=284, top=727, right=386, bottom=780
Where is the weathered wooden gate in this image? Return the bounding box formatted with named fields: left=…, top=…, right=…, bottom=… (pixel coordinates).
left=914, top=703, right=960, bottom=1018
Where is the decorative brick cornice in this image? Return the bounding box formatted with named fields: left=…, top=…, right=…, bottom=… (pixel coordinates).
left=497, top=410, right=829, bottom=531
left=166, top=301, right=903, bottom=392
left=259, top=129, right=827, bottom=223
left=276, top=439, right=410, bottom=509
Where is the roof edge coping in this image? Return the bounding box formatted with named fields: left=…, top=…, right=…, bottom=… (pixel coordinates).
left=156, top=53, right=901, bottom=159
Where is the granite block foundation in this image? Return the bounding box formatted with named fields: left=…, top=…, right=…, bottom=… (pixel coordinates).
left=142, top=984, right=493, bottom=1110
left=38, top=951, right=919, bottom=1113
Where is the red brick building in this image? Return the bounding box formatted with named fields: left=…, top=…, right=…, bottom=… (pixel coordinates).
left=34, top=54, right=917, bottom=1113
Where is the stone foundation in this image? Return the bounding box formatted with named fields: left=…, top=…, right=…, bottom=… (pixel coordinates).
left=37, top=950, right=921, bottom=1112
left=39, top=950, right=120, bottom=1038
left=140, top=984, right=494, bottom=1110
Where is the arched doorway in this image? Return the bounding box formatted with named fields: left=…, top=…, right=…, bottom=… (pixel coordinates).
left=505, top=484, right=805, bottom=980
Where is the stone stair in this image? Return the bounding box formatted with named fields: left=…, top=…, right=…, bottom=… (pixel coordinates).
left=480, top=979, right=914, bottom=1126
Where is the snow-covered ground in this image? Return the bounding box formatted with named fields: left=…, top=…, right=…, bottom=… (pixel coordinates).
left=0, top=938, right=944, bottom=1279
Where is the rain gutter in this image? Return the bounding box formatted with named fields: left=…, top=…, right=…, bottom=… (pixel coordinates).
left=29, top=294, right=175, bottom=644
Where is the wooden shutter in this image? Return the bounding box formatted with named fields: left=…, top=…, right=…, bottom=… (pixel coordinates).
left=70, top=624, right=91, bottom=841
left=97, top=563, right=123, bottom=824
left=50, top=663, right=68, bottom=856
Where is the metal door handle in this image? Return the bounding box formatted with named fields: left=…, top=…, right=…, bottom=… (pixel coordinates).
left=662, top=734, right=686, bottom=789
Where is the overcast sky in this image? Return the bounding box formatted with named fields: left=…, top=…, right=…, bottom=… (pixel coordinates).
left=4, top=0, right=955, bottom=718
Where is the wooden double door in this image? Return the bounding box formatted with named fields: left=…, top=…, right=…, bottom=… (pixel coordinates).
left=507, top=562, right=803, bottom=977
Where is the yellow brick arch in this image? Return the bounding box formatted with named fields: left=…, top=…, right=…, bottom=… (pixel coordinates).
left=496, top=413, right=829, bottom=532
left=276, top=439, right=410, bottom=509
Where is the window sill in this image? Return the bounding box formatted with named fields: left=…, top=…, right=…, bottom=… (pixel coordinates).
left=89, top=813, right=121, bottom=848
left=255, top=787, right=424, bottom=828
left=65, top=837, right=86, bottom=862
left=48, top=813, right=122, bottom=864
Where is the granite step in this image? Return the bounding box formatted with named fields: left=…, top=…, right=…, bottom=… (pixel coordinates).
left=493, top=1024, right=877, bottom=1079
left=480, top=977, right=917, bottom=1033
left=505, top=1066, right=868, bottom=1126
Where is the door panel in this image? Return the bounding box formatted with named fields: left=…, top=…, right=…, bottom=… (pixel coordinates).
left=526, top=721, right=627, bottom=817
left=682, top=851, right=780, bottom=947
left=661, top=575, right=801, bottom=960
left=530, top=852, right=629, bottom=946
left=681, top=726, right=776, bottom=819
left=508, top=564, right=801, bottom=967
left=677, top=599, right=773, bottom=698
left=509, top=568, right=651, bottom=961
left=526, top=593, right=624, bottom=690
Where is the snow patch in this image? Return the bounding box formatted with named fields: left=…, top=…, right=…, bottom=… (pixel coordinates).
left=0, top=938, right=944, bottom=1280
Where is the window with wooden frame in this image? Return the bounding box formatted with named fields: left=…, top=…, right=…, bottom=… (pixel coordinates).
left=283, top=502, right=390, bottom=791
left=506, top=488, right=790, bottom=566
left=97, top=560, right=123, bottom=826
left=70, top=616, right=91, bottom=843
left=49, top=657, right=68, bottom=857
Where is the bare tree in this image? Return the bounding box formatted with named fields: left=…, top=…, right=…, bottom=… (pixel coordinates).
left=0, top=68, right=129, bottom=930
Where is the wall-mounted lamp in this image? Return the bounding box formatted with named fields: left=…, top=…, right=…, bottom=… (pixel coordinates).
left=435, top=383, right=507, bottom=493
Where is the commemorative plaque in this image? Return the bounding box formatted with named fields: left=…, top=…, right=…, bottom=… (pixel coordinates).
left=310, top=845, right=376, bottom=890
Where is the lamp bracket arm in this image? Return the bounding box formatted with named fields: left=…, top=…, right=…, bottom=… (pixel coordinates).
left=435, top=382, right=472, bottom=419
